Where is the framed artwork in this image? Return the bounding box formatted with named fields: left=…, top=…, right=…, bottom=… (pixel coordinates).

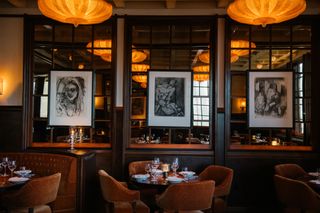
left=131, top=96, right=146, bottom=119
left=248, top=71, right=293, bottom=128
left=147, top=70, right=192, bottom=127
left=48, top=70, right=93, bottom=126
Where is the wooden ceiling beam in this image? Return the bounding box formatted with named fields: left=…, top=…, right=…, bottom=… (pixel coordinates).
left=112, top=0, right=125, bottom=8
left=7, top=0, right=26, bottom=8
left=166, top=0, right=176, bottom=9
left=217, top=0, right=230, bottom=8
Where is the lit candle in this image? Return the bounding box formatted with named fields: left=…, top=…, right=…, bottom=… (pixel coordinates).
left=161, top=164, right=170, bottom=172
left=271, top=139, right=278, bottom=146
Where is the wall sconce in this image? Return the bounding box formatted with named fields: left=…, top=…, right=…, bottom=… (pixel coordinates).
left=0, top=78, right=3, bottom=95
left=240, top=99, right=246, bottom=112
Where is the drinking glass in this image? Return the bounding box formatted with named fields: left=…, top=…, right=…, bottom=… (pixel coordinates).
left=171, top=158, right=179, bottom=176
left=2, top=157, right=9, bottom=176
left=8, top=160, right=16, bottom=177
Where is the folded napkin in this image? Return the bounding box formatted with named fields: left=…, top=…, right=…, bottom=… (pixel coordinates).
left=309, top=179, right=320, bottom=185
left=8, top=177, right=29, bottom=183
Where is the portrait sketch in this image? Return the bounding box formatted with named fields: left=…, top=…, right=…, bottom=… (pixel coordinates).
left=147, top=71, right=192, bottom=127
left=248, top=71, right=293, bottom=128
left=154, top=77, right=184, bottom=117
left=49, top=70, right=93, bottom=126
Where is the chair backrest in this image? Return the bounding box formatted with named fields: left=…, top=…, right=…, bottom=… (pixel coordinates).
left=2, top=173, right=61, bottom=209
left=198, top=165, right=233, bottom=197
left=274, top=174, right=320, bottom=211
left=274, top=164, right=307, bottom=179
left=98, top=170, right=140, bottom=202
left=156, top=180, right=215, bottom=211
left=128, top=160, right=153, bottom=176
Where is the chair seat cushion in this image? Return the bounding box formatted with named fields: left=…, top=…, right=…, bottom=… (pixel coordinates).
left=9, top=205, right=51, bottom=213
left=110, top=200, right=149, bottom=213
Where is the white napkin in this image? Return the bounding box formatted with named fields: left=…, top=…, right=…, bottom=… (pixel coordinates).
left=8, top=177, right=29, bottom=182
left=309, top=179, right=320, bottom=185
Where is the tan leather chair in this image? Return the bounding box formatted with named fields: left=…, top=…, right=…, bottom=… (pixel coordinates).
left=198, top=165, right=234, bottom=213
left=1, top=173, right=61, bottom=213
left=128, top=161, right=153, bottom=176
left=156, top=180, right=215, bottom=213
left=98, top=170, right=150, bottom=213
left=274, top=164, right=308, bottom=179
left=274, top=174, right=320, bottom=213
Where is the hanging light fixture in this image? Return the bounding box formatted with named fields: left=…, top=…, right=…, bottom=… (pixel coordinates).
left=132, top=75, right=148, bottom=88
left=38, top=0, right=113, bottom=27
left=231, top=40, right=256, bottom=63
left=132, top=50, right=147, bottom=63
left=131, top=64, right=150, bottom=72
left=87, top=39, right=112, bottom=61
left=198, top=51, right=210, bottom=64
left=192, top=65, right=209, bottom=82
left=227, top=0, right=306, bottom=27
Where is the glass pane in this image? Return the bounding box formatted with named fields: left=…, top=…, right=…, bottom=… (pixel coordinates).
left=94, top=121, right=111, bottom=143
left=33, top=75, right=49, bottom=95
left=271, top=49, right=291, bottom=69
left=93, top=54, right=111, bottom=70
left=251, top=49, right=270, bottom=70
left=73, top=49, right=92, bottom=70
left=231, top=25, right=249, bottom=41
left=231, top=75, right=246, bottom=97
left=34, top=24, right=52, bottom=42
left=34, top=48, right=52, bottom=74
left=33, top=96, right=48, bottom=118
left=53, top=48, right=73, bottom=69
left=152, top=25, right=170, bottom=44
left=150, top=49, right=170, bottom=69
left=271, top=26, right=290, bottom=42
left=251, top=25, right=270, bottom=46
left=55, top=25, right=73, bottom=43
left=172, top=25, right=190, bottom=44
left=33, top=121, right=50, bottom=142
left=292, top=25, right=311, bottom=42
left=74, top=25, right=92, bottom=43
left=94, top=24, right=112, bottom=40
left=231, top=54, right=249, bottom=71
left=171, top=49, right=190, bottom=70
left=191, top=25, right=210, bottom=44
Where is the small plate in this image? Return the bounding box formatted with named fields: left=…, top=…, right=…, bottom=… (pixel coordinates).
left=8, top=177, right=29, bottom=183
left=179, top=171, right=196, bottom=178
left=132, top=174, right=150, bottom=181
left=167, top=176, right=183, bottom=183
left=14, top=170, right=32, bottom=176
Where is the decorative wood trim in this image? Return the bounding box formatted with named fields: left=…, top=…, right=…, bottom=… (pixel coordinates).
left=129, top=144, right=211, bottom=149
left=229, top=144, right=312, bottom=151
left=30, top=142, right=111, bottom=148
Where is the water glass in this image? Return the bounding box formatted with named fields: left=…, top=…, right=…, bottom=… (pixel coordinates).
left=2, top=157, right=9, bottom=176
left=8, top=160, right=16, bottom=177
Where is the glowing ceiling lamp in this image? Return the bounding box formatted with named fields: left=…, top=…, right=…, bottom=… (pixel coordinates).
left=231, top=40, right=256, bottom=63
left=132, top=50, right=147, bottom=63
left=192, top=65, right=209, bottom=82
left=38, top=0, right=113, bottom=27
left=132, top=75, right=147, bottom=88
left=131, top=64, right=150, bottom=72
left=199, top=52, right=210, bottom=64
left=87, top=39, right=112, bottom=61
left=227, top=0, right=306, bottom=27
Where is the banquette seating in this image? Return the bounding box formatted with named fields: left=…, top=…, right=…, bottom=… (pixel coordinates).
left=0, top=152, right=77, bottom=213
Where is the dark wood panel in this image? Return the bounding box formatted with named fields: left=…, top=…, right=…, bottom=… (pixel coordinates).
left=0, top=106, right=23, bottom=151
left=226, top=151, right=320, bottom=212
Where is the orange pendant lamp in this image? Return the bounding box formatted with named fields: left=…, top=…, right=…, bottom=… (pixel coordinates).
left=231, top=40, right=256, bottom=63
left=227, top=0, right=306, bottom=27
left=132, top=75, right=148, bottom=88
left=38, top=0, right=113, bottom=27
left=193, top=65, right=209, bottom=82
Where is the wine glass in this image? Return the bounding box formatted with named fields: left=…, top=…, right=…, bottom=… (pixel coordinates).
left=8, top=160, right=16, bottom=177
left=2, top=157, right=9, bottom=176
left=171, top=158, right=179, bottom=176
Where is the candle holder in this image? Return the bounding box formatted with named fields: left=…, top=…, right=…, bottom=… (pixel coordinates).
left=69, top=127, right=76, bottom=151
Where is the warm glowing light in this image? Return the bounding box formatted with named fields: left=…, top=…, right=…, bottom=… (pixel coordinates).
left=38, top=0, right=113, bottom=27
left=132, top=50, right=147, bottom=63
left=231, top=40, right=256, bottom=63
left=193, top=65, right=209, bottom=82
left=193, top=65, right=209, bottom=72
left=132, top=75, right=147, bottom=84
left=87, top=39, right=112, bottom=61
left=198, top=51, right=210, bottom=64
left=0, top=78, right=3, bottom=95
left=256, top=64, right=263, bottom=69
left=227, top=0, right=306, bottom=27
left=131, top=64, right=150, bottom=72
left=240, top=99, right=246, bottom=111
left=78, top=64, right=84, bottom=70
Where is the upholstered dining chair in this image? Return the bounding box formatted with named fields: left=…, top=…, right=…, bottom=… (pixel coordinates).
left=274, top=174, right=320, bottom=213
left=198, top=165, right=234, bottom=213
left=128, top=160, right=153, bottom=177
left=156, top=180, right=215, bottom=213
left=98, top=169, right=150, bottom=213
left=1, top=172, right=61, bottom=213
left=274, top=163, right=308, bottom=179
